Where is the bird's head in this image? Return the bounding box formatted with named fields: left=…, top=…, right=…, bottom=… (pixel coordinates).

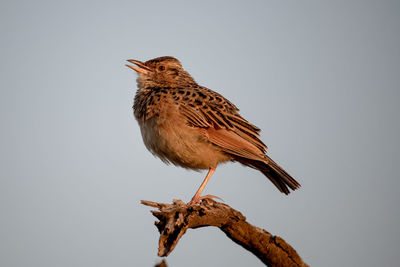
left=126, top=56, right=197, bottom=88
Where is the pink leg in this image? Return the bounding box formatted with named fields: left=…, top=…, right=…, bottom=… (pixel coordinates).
left=188, top=167, right=221, bottom=205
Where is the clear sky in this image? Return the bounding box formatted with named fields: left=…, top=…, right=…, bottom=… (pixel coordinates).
left=1, top=1, right=399, bottom=266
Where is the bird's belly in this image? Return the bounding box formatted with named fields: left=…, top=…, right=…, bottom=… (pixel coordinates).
left=138, top=117, right=231, bottom=170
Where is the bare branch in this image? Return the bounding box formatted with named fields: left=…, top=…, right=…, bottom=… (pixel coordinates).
left=141, top=199, right=308, bottom=267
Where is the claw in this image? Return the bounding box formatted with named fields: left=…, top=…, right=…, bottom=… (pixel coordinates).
left=199, top=194, right=224, bottom=202
left=187, top=194, right=223, bottom=206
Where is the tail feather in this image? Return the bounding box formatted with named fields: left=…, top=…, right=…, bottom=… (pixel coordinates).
left=234, top=155, right=300, bottom=195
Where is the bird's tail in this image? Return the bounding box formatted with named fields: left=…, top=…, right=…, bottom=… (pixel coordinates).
left=234, top=155, right=300, bottom=195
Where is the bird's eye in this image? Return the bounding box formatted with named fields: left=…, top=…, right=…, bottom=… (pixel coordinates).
left=158, top=65, right=165, bottom=71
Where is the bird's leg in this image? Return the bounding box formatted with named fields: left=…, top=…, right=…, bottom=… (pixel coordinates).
left=188, top=167, right=221, bottom=205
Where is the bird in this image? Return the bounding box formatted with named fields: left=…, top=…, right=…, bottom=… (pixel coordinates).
left=126, top=56, right=300, bottom=205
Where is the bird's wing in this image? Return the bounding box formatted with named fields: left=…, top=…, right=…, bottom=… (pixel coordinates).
left=204, top=127, right=266, bottom=161
left=175, top=86, right=268, bottom=155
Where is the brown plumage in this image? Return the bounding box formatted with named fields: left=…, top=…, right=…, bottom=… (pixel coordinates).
left=126, top=56, right=300, bottom=204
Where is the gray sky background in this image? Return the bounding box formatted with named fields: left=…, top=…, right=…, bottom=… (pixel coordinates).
left=1, top=1, right=399, bottom=266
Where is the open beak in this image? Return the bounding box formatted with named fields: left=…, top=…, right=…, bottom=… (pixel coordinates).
left=126, top=59, right=153, bottom=74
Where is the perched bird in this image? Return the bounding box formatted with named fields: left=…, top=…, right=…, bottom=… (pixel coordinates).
left=126, top=56, right=300, bottom=205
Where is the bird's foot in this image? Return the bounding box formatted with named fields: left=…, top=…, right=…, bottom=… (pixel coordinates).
left=187, top=194, right=223, bottom=206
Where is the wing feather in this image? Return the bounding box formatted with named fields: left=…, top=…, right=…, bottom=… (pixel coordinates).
left=175, top=86, right=268, bottom=155
left=205, top=128, right=265, bottom=161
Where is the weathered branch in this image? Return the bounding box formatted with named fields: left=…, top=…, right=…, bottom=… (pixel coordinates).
left=141, top=199, right=308, bottom=267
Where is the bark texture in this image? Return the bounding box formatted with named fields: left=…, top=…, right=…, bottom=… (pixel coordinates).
left=142, top=199, right=308, bottom=267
